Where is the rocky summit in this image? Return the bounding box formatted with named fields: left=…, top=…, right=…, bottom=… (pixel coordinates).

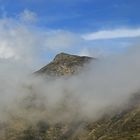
left=35, top=52, right=94, bottom=76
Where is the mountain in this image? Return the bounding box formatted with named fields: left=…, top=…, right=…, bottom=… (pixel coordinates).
left=34, top=53, right=140, bottom=140
left=1, top=53, right=140, bottom=140
left=84, top=94, right=140, bottom=140
left=35, top=52, right=94, bottom=76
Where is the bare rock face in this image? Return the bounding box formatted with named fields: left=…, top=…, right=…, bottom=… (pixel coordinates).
left=35, top=52, right=94, bottom=76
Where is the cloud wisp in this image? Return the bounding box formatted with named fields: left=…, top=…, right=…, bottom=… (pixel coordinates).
left=19, top=9, right=38, bottom=23
left=83, top=28, right=140, bottom=40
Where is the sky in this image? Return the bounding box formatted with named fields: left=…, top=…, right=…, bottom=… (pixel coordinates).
left=0, top=0, right=139, bottom=31
left=0, top=0, right=140, bottom=70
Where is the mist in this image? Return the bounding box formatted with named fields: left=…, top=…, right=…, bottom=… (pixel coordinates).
left=0, top=44, right=140, bottom=129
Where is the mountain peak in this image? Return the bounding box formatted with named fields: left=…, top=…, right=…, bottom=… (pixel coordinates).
left=36, top=53, right=94, bottom=76
left=53, top=52, right=91, bottom=62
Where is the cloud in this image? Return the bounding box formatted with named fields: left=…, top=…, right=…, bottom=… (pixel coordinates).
left=1, top=44, right=140, bottom=126
left=0, top=11, right=84, bottom=71
left=78, top=47, right=91, bottom=56
left=0, top=17, right=47, bottom=71
left=0, top=45, right=16, bottom=59
left=44, top=30, right=81, bottom=52
left=82, top=28, right=140, bottom=40
left=19, top=9, right=38, bottom=23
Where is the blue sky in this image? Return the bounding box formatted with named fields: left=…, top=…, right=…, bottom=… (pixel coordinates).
left=0, top=0, right=140, bottom=31
left=0, top=0, right=140, bottom=69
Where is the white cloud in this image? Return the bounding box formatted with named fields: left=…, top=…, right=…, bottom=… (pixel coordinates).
left=82, top=28, right=140, bottom=40
left=0, top=13, right=83, bottom=70
left=0, top=17, right=46, bottom=70
left=78, top=48, right=91, bottom=56
left=44, top=31, right=81, bottom=51
left=19, top=9, right=37, bottom=23
left=0, top=45, right=16, bottom=59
